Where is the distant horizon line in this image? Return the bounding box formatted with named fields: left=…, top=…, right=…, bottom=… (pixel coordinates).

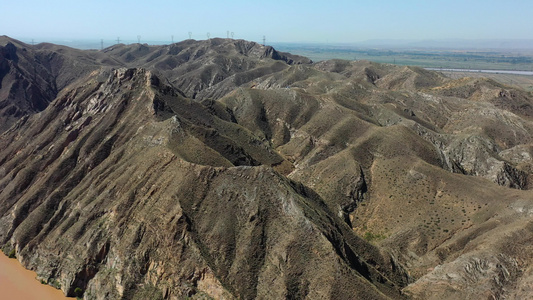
left=4, top=35, right=533, bottom=51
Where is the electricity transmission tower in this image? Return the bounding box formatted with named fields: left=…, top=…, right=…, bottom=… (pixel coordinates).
left=116, top=37, right=120, bottom=44
left=188, top=32, right=192, bottom=39
left=262, top=36, right=265, bottom=46
left=171, top=35, right=174, bottom=43
left=207, top=32, right=210, bottom=40
left=227, top=31, right=229, bottom=38
left=137, top=35, right=141, bottom=43
left=231, top=32, right=234, bottom=39
left=101, top=39, right=104, bottom=50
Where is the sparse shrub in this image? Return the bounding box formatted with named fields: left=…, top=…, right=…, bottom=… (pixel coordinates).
left=49, top=278, right=61, bottom=289
left=8, top=249, right=16, bottom=258
left=74, top=287, right=84, bottom=298
left=363, top=232, right=386, bottom=242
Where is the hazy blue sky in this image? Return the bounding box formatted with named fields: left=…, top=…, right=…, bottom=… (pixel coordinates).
left=2, top=0, right=533, bottom=44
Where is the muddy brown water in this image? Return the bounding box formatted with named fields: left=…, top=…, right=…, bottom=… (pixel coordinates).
left=0, top=252, right=70, bottom=299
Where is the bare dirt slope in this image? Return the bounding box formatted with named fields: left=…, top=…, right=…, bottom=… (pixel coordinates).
left=1, top=36, right=533, bottom=299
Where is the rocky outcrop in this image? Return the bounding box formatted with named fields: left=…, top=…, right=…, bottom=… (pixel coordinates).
left=0, top=42, right=55, bottom=131
left=260, top=46, right=312, bottom=65
left=0, top=38, right=105, bottom=133
left=442, top=135, right=528, bottom=189
left=404, top=254, right=521, bottom=299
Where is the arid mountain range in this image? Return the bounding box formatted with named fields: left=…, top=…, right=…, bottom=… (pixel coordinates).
left=1, top=35, right=533, bottom=299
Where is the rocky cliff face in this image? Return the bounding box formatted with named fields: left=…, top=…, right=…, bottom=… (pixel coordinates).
left=1, top=36, right=533, bottom=299
left=0, top=36, right=109, bottom=133
left=0, top=41, right=56, bottom=132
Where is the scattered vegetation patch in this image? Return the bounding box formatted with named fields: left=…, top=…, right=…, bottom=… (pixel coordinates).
left=131, top=285, right=164, bottom=300
left=49, top=278, right=61, bottom=289
left=74, top=287, right=84, bottom=298
left=8, top=248, right=16, bottom=259
left=363, top=232, right=386, bottom=242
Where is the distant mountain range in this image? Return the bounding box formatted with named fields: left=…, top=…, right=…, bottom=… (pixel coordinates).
left=10, top=36, right=533, bottom=51
left=1, top=35, right=533, bottom=299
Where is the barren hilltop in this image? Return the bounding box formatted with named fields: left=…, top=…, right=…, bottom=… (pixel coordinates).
left=1, top=35, right=533, bottom=299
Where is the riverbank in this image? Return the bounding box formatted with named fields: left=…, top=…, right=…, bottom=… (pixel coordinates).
left=0, top=252, right=70, bottom=300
